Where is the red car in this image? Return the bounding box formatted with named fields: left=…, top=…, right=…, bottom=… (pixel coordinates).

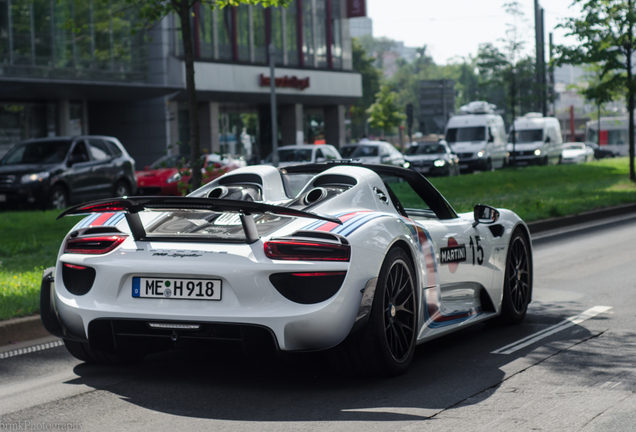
left=136, top=154, right=241, bottom=196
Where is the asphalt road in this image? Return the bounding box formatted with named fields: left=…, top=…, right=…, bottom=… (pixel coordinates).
left=1, top=217, right=635, bottom=432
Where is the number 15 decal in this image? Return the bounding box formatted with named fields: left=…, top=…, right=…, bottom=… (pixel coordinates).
left=469, top=236, right=484, bottom=265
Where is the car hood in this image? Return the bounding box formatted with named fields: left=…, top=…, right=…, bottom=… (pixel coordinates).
left=405, top=154, right=445, bottom=161
left=0, top=163, right=59, bottom=176
left=136, top=168, right=178, bottom=180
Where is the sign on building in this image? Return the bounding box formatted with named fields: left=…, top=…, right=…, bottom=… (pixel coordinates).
left=419, top=79, right=455, bottom=134
left=347, top=0, right=367, bottom=18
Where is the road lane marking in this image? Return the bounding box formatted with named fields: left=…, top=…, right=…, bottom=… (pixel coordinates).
left=0, top=340, right=64, bottom=360
left=491, top=306, right=612, bottom=355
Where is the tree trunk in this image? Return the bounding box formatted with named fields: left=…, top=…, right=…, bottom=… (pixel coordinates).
left=629, top=0, right=635, bottom=182
left=178, top=0, right=202, bottom=190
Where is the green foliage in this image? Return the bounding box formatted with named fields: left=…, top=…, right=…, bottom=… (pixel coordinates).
left=554, top=0, right=636, bottom=181
left=351, top=38, right=381, bottom=139
left=367, top=85, right=406, bottom=134
left=395, top=158, right=636, bottom=222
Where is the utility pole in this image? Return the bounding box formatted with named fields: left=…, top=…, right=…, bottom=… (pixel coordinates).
left=511, top=69, right=517, bottom=167
left=269, top=43, right=279, bottom=167
left=549, top=32, right=555, bottom=116
left=534, top=0, right=546, bottom=116
left=628, top=0, right=635, bottom=182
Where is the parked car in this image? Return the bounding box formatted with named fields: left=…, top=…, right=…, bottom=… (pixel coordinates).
left=0, top=136, right=136, bottom=209
left=339, top=144, right=359, bottom=159
left=405, top=141, right=460, bottom=176
left=46, top=162, right=532, bottom=376
left=136, top=153, right=241, bottom=196
left=263, top=145, right=342, bottom=166
left=347, top=141, right=406, bottom=167
left=561, top=143, right=595, bottom=164
left=585, top=142, right=618, bottom=159
left=508, top=113, right=563, bottom=166
left=446, top=101, right=507, bottom=172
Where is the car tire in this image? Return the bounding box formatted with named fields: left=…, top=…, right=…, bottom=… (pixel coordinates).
left=329, top=247, right=418, bottom=376
left=114, top=180, right=130, bottom=198
left=496, top=229, right=532, bottom=325
left=63, top=339, right=143, bottom=365
left=48, top=185, right=68, bottom=210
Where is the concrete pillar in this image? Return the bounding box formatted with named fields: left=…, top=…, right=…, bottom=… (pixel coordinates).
left=280, top=104, right=304, bottom=145
left=57, top=99, right=70, bottom=136
left=81, top=100, right=89, bottom=135
left=324, top=104, right=346, bottom=149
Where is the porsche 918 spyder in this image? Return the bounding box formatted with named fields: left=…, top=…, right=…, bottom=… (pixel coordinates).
left=41, top=162, right=533, bottom=376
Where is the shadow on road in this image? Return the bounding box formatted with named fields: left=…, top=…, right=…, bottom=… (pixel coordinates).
left=67, top=310, right=602, bottom=423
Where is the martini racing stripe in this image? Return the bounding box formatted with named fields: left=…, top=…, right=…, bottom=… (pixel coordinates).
left=76, top=212, right=125, bottom=229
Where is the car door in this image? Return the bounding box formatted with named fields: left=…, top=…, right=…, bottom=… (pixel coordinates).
left=383, top=173, right=495, bottom=314
left=65, top=141, right=93, bottom=203
left=86, top=139, right=115, bottom=197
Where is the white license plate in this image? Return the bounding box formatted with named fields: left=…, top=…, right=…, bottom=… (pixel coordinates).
left=132, top=277, right=222, bottom=301
left=0, top=194, right=6, bottom=202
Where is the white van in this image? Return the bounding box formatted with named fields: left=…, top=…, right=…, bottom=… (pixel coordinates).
left=508, top=113, right=563, bottom=165
left=444, top=101, right=507, bottom=172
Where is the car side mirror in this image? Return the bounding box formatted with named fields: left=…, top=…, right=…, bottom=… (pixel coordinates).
left=316, top=157, right=326, bottom=162
left=545, top=136, right=551, bottom=143
left=473, top=204, right=500, bottom=227
left=488, top=134, right=494, bottom=143
left=381, top=155, right=390, bottom=162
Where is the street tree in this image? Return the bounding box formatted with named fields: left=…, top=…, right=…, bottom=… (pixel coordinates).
left=554, top=0, right=636, bottom=182
left=351, top=38, right=382, bottom=140
left=110, top=0, right=289, bottom=189
left=367, top=85, right=407, bottom=136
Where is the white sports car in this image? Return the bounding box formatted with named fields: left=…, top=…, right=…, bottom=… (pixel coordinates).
left=41, top=162, right=533, bottom=376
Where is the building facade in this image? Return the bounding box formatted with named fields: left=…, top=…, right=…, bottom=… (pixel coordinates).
left=0, top=0, right=362, bottom=166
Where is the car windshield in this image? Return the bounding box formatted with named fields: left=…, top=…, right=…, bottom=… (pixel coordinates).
left=509, top=129, right=543, bottom=143
left=277, top=149, right=313, bottom=163
left=406, top=144, right=445, bottom=155
left=339, top=146, right=358, bottom=158
left=564, top=144, right=585, bottom=150
left=0, top=139, right=72, bottom=165
left=446, top=127, right=486, bottom=143
left=150, top=154, right=187, bottom=169
left=350, top=145, right=379, bottom=157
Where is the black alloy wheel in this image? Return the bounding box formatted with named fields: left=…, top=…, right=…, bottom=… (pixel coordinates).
left=327, top=247, right=418, bottom=376
left=498, top=229, right=532, bottom=324
left=48, top=185, right=68, bottom=210
left=382, top=255, right=417, bottom=363
left=114, top=181, right=130, bottom=198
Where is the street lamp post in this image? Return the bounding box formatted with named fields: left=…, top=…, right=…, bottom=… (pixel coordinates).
left=269, top=43, right=279, bottom=167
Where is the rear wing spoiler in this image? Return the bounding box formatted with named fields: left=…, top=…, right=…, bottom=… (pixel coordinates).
left=58, top=196, right=342, bottom=244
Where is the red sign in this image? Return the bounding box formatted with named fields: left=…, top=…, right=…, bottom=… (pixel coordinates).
left=259, top=74, right=310, bottom=91
left=347, top=0, right=366, bottom=18
left=599, top=130, right=608, bottom=145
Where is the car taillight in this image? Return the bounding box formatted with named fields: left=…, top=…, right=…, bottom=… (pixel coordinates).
left=264, top=240, right=350, bottom=261
left=65, top=235, right=128, bottom=255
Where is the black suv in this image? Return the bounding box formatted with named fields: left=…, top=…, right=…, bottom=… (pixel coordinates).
left=0, top=136, right=137, bottom=209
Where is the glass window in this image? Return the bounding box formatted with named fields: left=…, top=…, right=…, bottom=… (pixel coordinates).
left=197, top=3, right=215, bottom=59
left=330, top=0, right=342, bottom=69
left=302, top=0, right=314, bottom=66
left=381, top=175, right=432, bottom=215
left=314, top=0, right=327, bottom=68
left=87, top=139, right=111, bottom=160
left=406, top=144, right=446, bottom=155
left=278, top=148, right=313, bottom=162
left=271, top=7, right=284, bottom=65
left=253, top=5, right=266, bottom=64
left=351, top=145, right=379, bottom=157
left=105, top=140, right=122, bottom=156
left=1, top=139, right=71, bottom=165
left=509, top=129, right=543, bottom=143
left=446, top=127, right=486, bottom=143
left=285, top=1, right=299, bottom=66
left=237, top=5, right=249, bottom=62
left=217, top=6, right=233, bottom=60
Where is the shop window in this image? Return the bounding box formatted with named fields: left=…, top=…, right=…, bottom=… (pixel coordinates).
left=253, top=5, right=267, bottom=64
left=315, top=0, right=327, bottom=68
left=217, top=7, right=233, bottom=60
left=237, top=5, right=250, bottom=62
left=285, top=0, right=299, bottom=67
left=302, top=0, right=314, bottom=67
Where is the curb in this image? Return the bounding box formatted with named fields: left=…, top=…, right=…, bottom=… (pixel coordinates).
left=2, top=202, right=636, bottom=349
left=0, top=315, right=50, bottom=346
left=526, top=202, right=636, bottom=234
